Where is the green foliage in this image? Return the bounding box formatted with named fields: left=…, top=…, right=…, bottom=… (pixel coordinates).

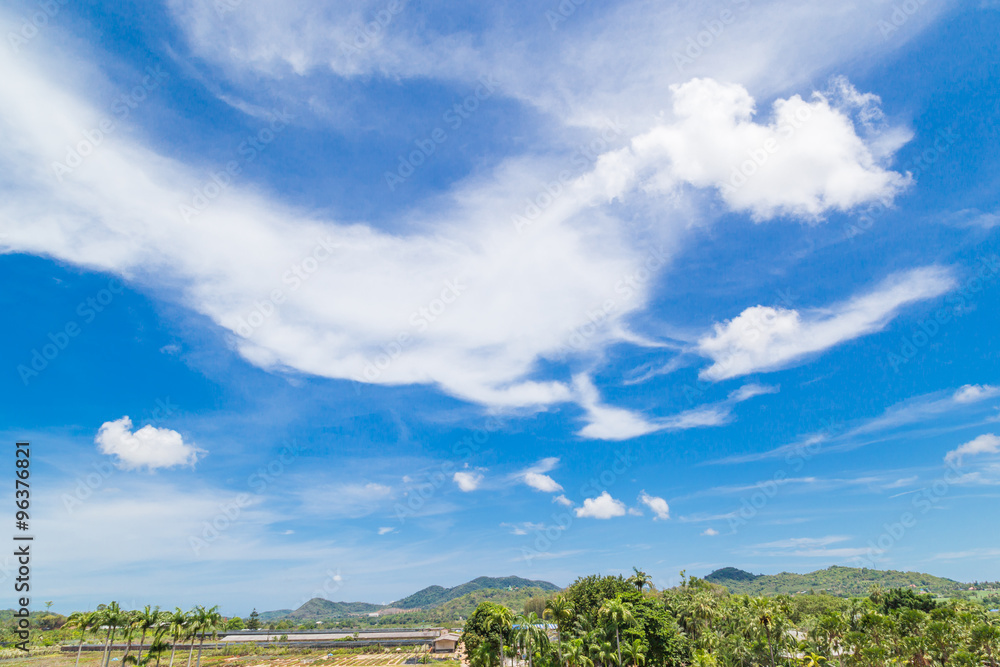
left=705, top=565, right=966, bottom=597
left=394, top=577, right=560, bottom=609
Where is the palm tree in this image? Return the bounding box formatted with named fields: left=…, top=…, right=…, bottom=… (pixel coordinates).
left=99, top=602, right=127, bottom=667
left=193, top=605, right=223, bottom=667
left=120, top=611, right=141, bottom=667
left=628, top=568, right=651, bottom=593
left=165, top=608, right=189, bottom=667
left=67, top=610, right=100, bottom=667
left=598, top=600, right=635, bottom=667
left=564, top=639, right=593, bottom=667
left=593, top=641, right=617, bottom=667
left=134, top=606, right=161, bottom=666
left=487, top=605, right=515, bottom=667
left=621, top=639, right=645, bottom=667
left=750, top=597, right=777, bottom=667
left=545, top=596, right=574, bottom=667
left=515, top=613, right=549, bottom=667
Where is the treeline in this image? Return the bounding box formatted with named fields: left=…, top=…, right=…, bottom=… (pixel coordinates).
left=460, top=568, right=1000, bottom=667
left=55, top=602, right=241, bottom=667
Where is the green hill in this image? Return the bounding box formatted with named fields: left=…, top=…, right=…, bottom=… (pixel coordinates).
left=705, top=565, right=966, bottom=597
left=393, top=576, right=560, bottom=609
left=260, top=575, right=561, bottom=622
left=287, top=599, right=385, bottom=620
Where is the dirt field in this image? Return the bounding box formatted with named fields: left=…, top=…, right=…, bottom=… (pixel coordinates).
left=0, top=648, right=461, bottom=667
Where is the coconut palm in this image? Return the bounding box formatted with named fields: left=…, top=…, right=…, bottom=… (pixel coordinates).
left=67, top=610, right=101, bottom=667
left=597, top=600, right=635, bottom=667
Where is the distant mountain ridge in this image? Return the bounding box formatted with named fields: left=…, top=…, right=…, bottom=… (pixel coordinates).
left=263, top=575, right=560, bottom=621
left=393, top=576, right=560, bottom=609
left=705, top=565, right=966, bottom=597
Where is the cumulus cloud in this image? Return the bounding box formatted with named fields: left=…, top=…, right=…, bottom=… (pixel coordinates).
left=574, top=491, right=627, bottom=519
left=578, top=77, right=912, bottom=220
left=553, top=494, right=574, bottom=507
left=697, top=266, right=956, bottom=380
left=517, top=458, right=564, bottom=493
left=95, top=417, right=201, bottom=471
left=945, top=434, right=1000, bottom=465
left=638, top=491, right=670, bottom=520
left=453, top=471, right=484, bottom=492
left=953, top=384, right=1000, bottom=403
left=702, top=528, right=719, bottom=536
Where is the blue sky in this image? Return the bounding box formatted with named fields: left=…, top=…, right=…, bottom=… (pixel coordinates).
left=1, top=0, right=999, bottom=616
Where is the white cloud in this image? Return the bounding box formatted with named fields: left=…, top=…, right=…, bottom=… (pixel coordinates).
left=698, top=266, right=956, bottom=380
left=523, top=472, right=563, bottom=493
left=729, top=383, right=780, bottom=402
left=945, top=434, right=1000, bottom=465
left=573, top=375, right=661, bottom=440
left=553, top=494, right=574, bottom=507
left=638, top=491, right=670, bottom=520
left=453, top=471, right=484, bottom=492
left=625, top=77, right=912, bottom=220
left=574, top=491, right=626, bottom=519
left=377, top=526, right=395, bottom=535
left=702, top=528, right=719, bottom=536
left=95, top=416, right=201, bottom=471
left=516, top=458, right=564, bottom=493
left=953, top=384, right=1000, bottom=403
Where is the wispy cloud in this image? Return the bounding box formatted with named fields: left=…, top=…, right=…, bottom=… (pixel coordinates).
left=697, top=266, right=955, bottom=381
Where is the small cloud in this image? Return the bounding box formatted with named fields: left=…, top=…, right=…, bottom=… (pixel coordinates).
left=553, top=494, right=574, bottom=507
left=574, top=491, right=627, bottom=519
left=702, top=528, right=719, bottom=536
left=524, top=471, right=563, bottom=492
left=282, top=529, right=294, bottom=535
left=518, top=458, right=564, bottom=492
left=638, top=491, right=670, bottom=520
left=728, top=383, right=780, bottom=402
left=453, top=471, right=484, bottom=492
left=945, top=433, right=1000, bottom=465
left=402, top=475, right=413, bottom=483
left=628, top=507, right=644, bottom=516
left=501, top=521, right=547, bottom=536
left=377, top=527, right=395, bottom=535
left=96, top=416, right=202, bottom=471
left=159, top=344, right=181, bottom=355
left=953, top=384, right=1000, bottom=403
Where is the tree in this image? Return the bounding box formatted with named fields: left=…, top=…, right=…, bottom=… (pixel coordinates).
left=627, top=569, right=651, bottom=594
left=190, top=605, right=222, bottom=667
left=598, top=599, right=635, bottom=667
left=514, top=612, right=549, bottom=667
left=165, top=608, right=189, bottom=667
left=621, top=639, right=645, bottom=667
left=66, top=610, right=100, bottom=667
left=98, top=602, right=127, bottom=667
left=488, top=605, right=515, bottom=667
left=246, top=609, right=260, bottom=631
left=545, top=595, right=574, bottom=667
left=134, top=606, right=161, bottom=665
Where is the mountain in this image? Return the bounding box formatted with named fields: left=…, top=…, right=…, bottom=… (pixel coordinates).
left=287, top=599, right=386, bottom=620
left=392, top=576, right=560, bottom=609
left=260, top=575, right=561, bottom=621
left=704, top=565, right=966, bottom=597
